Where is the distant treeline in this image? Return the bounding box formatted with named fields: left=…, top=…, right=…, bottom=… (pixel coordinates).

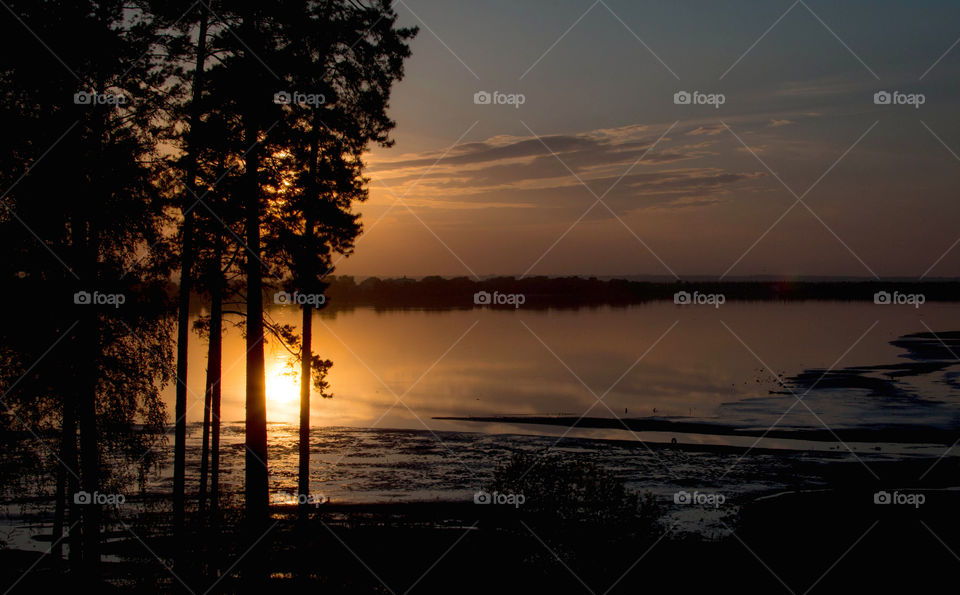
left=308, top=276, right=960, bottom=310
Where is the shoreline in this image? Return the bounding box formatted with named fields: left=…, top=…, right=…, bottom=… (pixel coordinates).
left=434, top=415, right=960, bottom=446
left=3, top=457, right=960, bottom=593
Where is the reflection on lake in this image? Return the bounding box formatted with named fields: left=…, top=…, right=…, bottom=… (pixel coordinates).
left=151, top=300, right=960, bottom=534
left=7, top=301, right=960, bottom=549
left=169, top=301, right=960, bottom=439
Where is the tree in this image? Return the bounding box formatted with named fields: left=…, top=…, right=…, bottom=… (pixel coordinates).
left=169, top=0, right=211, bottom=560
left=0, top=0, right=174, bottom=576
left=271, top=0, right=416, bottom=526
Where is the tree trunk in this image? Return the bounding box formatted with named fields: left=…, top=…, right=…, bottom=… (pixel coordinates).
left=77, top=315, right=100, bottom=573
left=206, top=227, right=225, bottom=580
left=173, top=5, right=209, bottom=555
left=298, top=302, right=311, bottom=523
left=241, top=9, right=269, bottom=576
left=198, top=354, right=213, bottom=516
left=209, top=228, right=224, bottom=529
left=53, top=390, right=78, bottom=563
left=72, top=82, right=103, bottom=571
left=173, top=219, right=192, bottom=552
left=298, top=117, right=321, bottom=525
left=73, top=202, right=100, bottom=578
left=64, top=391, right=81, bottom=570
left=51, top=454, right=65, bottom=560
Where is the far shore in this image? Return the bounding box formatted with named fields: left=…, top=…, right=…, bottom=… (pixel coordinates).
left=155, top=275, right=960, bottom=311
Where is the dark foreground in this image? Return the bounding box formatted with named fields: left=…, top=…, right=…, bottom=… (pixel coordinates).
left=1, top=458, right=958, bottom=594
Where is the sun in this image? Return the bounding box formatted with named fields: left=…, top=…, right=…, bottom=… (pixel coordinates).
left=266, top=358, right=301, bottom=404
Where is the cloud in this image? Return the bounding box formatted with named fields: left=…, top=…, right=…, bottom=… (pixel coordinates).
left=768, top=119, right=794, bottom=128
left=686, top=125, right=726, bottom=136
left=366, top=122, right=762, bottom=218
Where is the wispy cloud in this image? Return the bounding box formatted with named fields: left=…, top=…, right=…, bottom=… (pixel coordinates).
left=367, top=122, right=764, bottom=217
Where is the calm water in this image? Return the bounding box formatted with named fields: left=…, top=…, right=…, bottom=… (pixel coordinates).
left=174, top=300, right=960, bottom=438
left=164, top=301, right=960, bottom=524
left=6, top=301, right=960, bottom=549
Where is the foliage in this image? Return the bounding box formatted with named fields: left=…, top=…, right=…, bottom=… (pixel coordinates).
left=490, top=451, right=659, bottom=529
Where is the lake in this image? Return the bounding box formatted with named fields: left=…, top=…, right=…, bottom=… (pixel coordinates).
left=160, top=301, right=960, bottom=521
left=172, top=300, right=960, bottom=439
left=5, top=300, right=959, bottom=550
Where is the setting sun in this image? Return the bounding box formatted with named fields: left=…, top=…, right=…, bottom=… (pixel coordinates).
left=266, top=357, right=301, bottom=405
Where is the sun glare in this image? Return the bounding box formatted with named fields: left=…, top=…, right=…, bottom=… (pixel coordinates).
left=267, top=358, right=301, bottom=405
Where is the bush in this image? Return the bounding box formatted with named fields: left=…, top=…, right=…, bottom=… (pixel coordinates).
left=489, top=452, right=658, bottom=530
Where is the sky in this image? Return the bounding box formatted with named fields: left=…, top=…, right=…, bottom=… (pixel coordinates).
left=335, top=0, right=960, bottom=279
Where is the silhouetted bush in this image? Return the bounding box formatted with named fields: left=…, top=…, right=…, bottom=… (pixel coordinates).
left=484, top=452, right=661, bottom=583
left=490, top=452, right=659, bottom=529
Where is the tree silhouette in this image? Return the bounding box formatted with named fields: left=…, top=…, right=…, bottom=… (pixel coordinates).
left=0, top=0, right=174, bottom=577
left=166, top=0, right=211, bottom=564
left=269, top=0, right=416, bottom=529
left=0, top=0, right=415, bottom=585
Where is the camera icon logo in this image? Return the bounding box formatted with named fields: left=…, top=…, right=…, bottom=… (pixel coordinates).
left=674, top=490, right=692, bottom=504
left=274, top=291, right=292, bottom=304
left=74, top=291, right=91, bottom=305
left=874, top=91, right=891, bottom=105
left=474, top=91, right=492, bottom=105
left=873, top=291, right=891, bottom=305
left=73, top=91, right=92, bottom=105
left=874, top=490, right=891, bottom=504
left=74, top=490, right=92, bottom=505
left=673, top=91, right=691, bottom=105
left=274, top=91, right=292, bottom=105
left=474, top=490, right=491, bottom=504
left=474, top=291, right=491, bottom=305
left=673, top=291, right=691, bottom=305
